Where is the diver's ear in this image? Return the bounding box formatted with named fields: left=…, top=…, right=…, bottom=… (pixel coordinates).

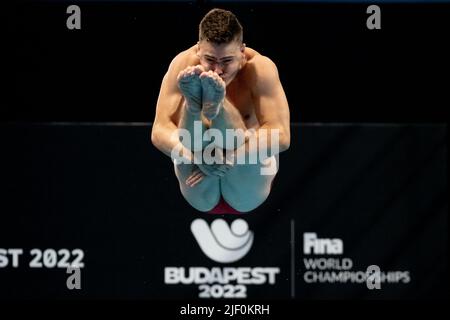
left=196, top=41, right=201, bottom=55
left=240, top=43, right=246, bottom=64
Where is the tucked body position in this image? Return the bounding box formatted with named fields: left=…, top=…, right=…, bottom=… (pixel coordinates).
left=151, top=8, right=290, bottom=213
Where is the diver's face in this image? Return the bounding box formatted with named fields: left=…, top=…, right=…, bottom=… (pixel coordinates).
left=197, top=40, right=246, bottom=85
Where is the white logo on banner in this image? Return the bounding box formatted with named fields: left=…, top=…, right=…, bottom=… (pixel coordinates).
left=191, top=219, right=253, bottom=263
left=303, top=232, right=343, bottom=255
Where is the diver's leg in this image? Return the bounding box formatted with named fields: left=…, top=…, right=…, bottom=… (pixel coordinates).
left=220, top=154, right=279, bottom=212
left=174, top=162, right=221, bottom=212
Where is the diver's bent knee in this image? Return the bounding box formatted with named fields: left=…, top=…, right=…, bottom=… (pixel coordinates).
left=222, top=184, right=273, bottom=212
left=223, top=197, right=265, bottom=213
left=183, top=188, right=221, bottom=212
left=231, top=204, right=256, bottom=213
left=188, top=198, right=220, bottom=212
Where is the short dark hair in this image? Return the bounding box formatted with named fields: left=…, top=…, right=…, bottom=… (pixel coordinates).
left=199, top=9, right=243, bottom=44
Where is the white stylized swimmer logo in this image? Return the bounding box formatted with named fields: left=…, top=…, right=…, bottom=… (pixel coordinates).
left=191, top=219, right=254, bottom=263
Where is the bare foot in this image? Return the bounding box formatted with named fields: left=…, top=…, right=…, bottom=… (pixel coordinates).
left=177, top=65, right=204, bottom=114
left=200, top=70, right=226, bottom=120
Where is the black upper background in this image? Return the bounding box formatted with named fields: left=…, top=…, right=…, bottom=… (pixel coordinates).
left=6, top=1, right=450, bottom=123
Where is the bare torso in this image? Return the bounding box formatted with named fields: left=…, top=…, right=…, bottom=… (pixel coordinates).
left=156, top=44, right=287, bottom=212
left=174, top=44, right=262, bottom=130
